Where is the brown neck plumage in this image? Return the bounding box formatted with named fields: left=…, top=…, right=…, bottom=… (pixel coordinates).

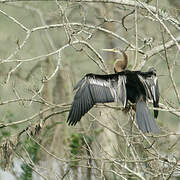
left=114, top=50, right=128, bottom=73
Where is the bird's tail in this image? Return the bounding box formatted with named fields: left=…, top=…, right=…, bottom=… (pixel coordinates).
left=153, top=101, right=159, bottom=118
left=136, top=100, right=159, bottom=133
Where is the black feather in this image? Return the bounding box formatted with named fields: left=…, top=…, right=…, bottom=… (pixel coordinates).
left=67, top=70, right=160, bottom=133
left=136, top=100, right=159, bottom=133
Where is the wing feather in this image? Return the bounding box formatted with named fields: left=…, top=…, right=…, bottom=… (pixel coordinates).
left=67, top=73, right=127, bottom=125
left=118, top=75, right=127, bottom=107
left=137, top=69, right=160, bottom=118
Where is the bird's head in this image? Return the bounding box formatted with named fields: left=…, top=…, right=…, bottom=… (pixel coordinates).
left=102, top=48, right=128, bottom=73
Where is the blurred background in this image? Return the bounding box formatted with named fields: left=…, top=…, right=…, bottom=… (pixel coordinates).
left=0, top=0, right=180, bottom=179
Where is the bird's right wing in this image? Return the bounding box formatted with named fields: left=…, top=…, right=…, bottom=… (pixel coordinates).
left=67, top=73, right=127, bottom=125
left=137, top=69, right=160, bottom=118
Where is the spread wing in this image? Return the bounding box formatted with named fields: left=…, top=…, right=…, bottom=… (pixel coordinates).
left=137, top=69, right=160, bottom=118
left=67, top=73, right=127, bottom=125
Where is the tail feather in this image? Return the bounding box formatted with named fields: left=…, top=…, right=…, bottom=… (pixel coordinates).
left=136, top=100, right=159, bottom=133
left=153, top=101, right=159, bottom=118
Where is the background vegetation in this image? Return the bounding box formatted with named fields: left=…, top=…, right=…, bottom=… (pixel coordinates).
left=0, top=0, right=180, bottom=179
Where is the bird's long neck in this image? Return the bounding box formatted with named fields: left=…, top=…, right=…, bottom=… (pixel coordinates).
left=114, top=51, right=128, bottom=73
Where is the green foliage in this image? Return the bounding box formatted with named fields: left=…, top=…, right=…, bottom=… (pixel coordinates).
left=111, top=163, right=118, bottom=180
left=0, top=111, right=18, bottom=141
left=1, top=129, right=11, bottom=138
left=21, top=164, right=32, bottom=180
left=20, top=138, right=40, bottom=180
left=68, top=132, right=96, bottom=167
left=68, top=133, right=84, bottom=167
left=6, top=111, right=18, bottom=129
left=69, top=133, right=83, bottom=156
left=68, top=130, right=103, bottom=168
left=161, top=8, right=167, bottom=13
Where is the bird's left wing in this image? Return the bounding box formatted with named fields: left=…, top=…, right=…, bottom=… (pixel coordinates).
left=137, top=69, right=160, bottom=118
left=67, top=73, right=127, bottom=126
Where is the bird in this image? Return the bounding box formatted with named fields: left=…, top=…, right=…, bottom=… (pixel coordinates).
left=67, top=48, right=160, bottom=133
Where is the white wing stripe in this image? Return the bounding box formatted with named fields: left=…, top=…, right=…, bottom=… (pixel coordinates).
left=138, top=75, right=152, bottom=100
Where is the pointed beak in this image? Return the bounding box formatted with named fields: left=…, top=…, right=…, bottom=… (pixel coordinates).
left=102, top=48, right=116, bottom=53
